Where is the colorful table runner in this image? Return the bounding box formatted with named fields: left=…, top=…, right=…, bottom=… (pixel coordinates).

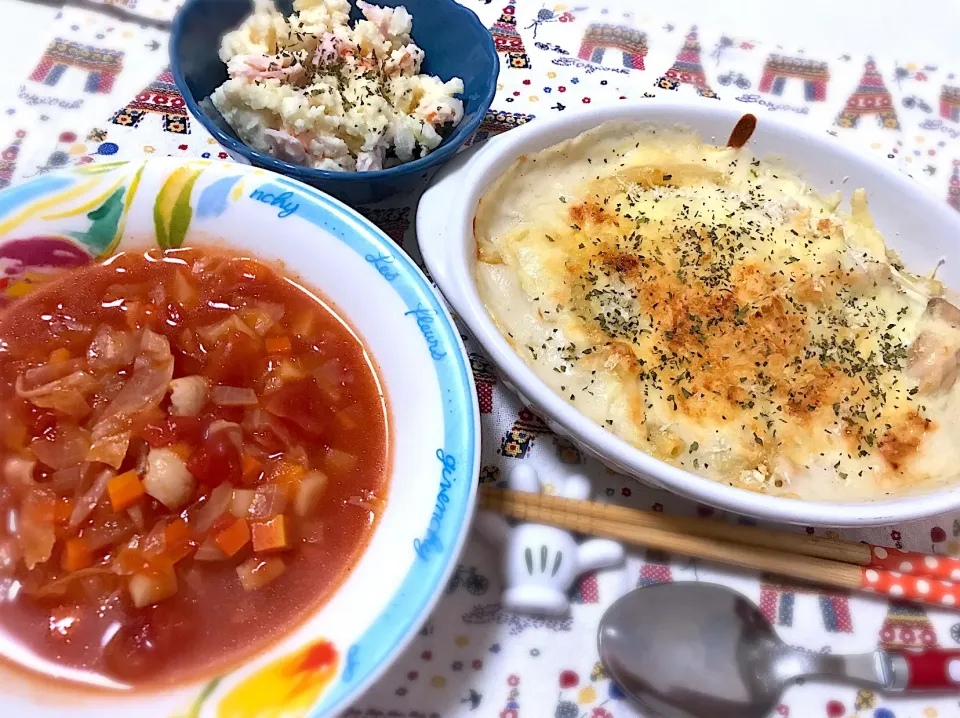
left=1, top=2, right=959, bottom=716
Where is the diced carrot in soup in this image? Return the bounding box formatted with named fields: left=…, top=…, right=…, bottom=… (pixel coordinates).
left=48, top=348, right=71, bottom=364
left=0, top=248, right=387, bottom=686
left=214, top=518, right=251, bottom=557
left=265, top=336, right=292, bottom=354
left=250, top=515, right=290, bottom=553
left=240, top=455, right=263, bottom=483
left=54, top=496, right=74, bottom=525
left=108, top=470, right=145, bottom=512
left=162, top=519, right=195, bottom=563
left=115, top=546, right=147, bottom=576
left=270, top=461, right=305, bottom=485
left=62, top=537, right=92, bottom=572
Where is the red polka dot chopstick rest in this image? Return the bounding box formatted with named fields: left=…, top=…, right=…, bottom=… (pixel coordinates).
left=861, top=546, right=960, bottom=608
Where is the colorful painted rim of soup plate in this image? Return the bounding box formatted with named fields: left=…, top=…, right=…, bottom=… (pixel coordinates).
left=0, top=158, right=480, bottom=717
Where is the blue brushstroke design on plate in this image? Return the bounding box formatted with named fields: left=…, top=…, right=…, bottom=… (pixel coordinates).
left=195, top=174, right=241, bottom=219
left=0, top=176, right=74, bottom=222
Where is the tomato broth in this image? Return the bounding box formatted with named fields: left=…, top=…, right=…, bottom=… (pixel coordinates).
left=0, top=248, right=389, bottom=686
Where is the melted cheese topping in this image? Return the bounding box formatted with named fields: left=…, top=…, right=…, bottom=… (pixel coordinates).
left=475, top=122, right=960, bottom=501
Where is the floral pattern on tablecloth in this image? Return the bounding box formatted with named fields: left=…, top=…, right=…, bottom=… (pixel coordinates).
left=1, top=1, right=960, bottom=717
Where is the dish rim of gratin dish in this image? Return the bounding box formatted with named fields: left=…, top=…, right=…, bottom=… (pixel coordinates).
left=416, top=98, right=960, bottom=527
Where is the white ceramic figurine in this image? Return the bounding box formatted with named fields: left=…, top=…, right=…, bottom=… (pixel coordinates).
left=476, top=464, right=624, bottom=616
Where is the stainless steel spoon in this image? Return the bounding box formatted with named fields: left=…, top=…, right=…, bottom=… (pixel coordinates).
left=598, top=582, right=960, bottom=718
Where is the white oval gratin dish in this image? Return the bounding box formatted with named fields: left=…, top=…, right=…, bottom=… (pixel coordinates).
left=416, top=98, right=960, bottom=527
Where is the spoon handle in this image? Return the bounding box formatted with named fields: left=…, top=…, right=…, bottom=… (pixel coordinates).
left=889, top=649, right=960, bottom=691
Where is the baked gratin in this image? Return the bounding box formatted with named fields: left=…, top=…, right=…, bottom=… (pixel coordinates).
left=475, top=121, right=960, bottom=501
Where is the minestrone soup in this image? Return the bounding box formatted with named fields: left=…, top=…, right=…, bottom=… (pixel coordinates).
left=0, top=248, right=389, bottom=686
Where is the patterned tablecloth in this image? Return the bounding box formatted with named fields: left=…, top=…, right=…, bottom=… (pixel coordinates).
left=2, top=1, right=960, bottom=717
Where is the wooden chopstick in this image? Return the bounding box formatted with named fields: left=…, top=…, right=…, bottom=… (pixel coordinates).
left=480, top=488, right=960, bottom=610
left=479, top=487, right=960, bottom=582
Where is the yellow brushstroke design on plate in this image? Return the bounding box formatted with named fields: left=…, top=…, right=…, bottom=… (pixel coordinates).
left=217, top=640, right=339, bottom=718
left=73, top=160, right=127, bottom=175
left=39, top=175, right=127, bottom=221
left=154, top=165, right=203, bottom=250
left=101, top=162, right=145, bottom=258
left=229, top=178, right=245, bottom=202
left=0, top=177, right=100, bottom=236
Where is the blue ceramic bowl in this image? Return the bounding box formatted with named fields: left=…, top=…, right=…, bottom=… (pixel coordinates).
left=170, top=0, right=498, bottom=206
